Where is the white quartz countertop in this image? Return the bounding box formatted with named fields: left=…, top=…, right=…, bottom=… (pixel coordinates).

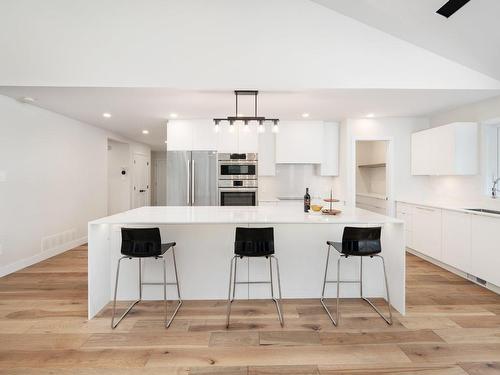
left=397, top=199, right=500, bottom=219
left=90, top=205, right=403, bottom=225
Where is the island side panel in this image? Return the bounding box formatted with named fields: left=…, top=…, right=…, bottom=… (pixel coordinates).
left=381, top=222, right=406, bottom=314
left=88, top=223, right=112, bottom=319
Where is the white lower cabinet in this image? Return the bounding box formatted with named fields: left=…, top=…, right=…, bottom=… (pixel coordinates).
left=442, top=210, right=471, bottom=273
left=470, top=215, right=500, bottom=286
left=411, top=205, right=442, bottom=260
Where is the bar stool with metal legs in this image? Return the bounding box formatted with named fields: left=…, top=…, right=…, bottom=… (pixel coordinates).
left=111, top=227, right=182, bottom=329
left=226, top=227, right=284, bottom=328
left=320, top=226, right=392, bottom=326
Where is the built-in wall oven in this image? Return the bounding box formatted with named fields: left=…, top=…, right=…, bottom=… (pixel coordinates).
left=218, top=153, right=258, bottom=206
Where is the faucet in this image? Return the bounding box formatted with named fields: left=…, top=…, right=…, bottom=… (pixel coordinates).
left=493, top=177, right=500, bottom=199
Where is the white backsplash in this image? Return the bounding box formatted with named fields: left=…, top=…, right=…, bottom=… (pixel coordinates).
left=259, top=164, right=338, bottom=201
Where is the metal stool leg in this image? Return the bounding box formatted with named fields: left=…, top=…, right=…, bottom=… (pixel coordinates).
left=226, top=255, right=237, bottom=328
left=270, top=255, right=284, bottom=327
left=111, top=256, right=141, bottom=329
left=360, top=255, right=393, bottom=325
left=165, top=247, right=183, bottom=328
left=320, top=245, right=339, bottom=326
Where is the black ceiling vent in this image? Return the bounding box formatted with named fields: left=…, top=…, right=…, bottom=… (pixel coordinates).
left=436, top=0, right=471, bottom=18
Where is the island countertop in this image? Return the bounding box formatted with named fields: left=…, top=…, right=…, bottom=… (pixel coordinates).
left=90, top=205, right=403, bottom=225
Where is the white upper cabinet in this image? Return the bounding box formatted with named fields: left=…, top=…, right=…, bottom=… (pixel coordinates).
left=411, top=122, right=478, bottom=176
left=258, top=123, right=276, bottom=176
left=216, top=122, right=239, bottom=153
left=167, top=120, right=217, bottom=151
left=320, top=122, right=340, bottom=176
left=276, top=121, right=324, bottom=164
left=237, top=123, right=259, bottom=153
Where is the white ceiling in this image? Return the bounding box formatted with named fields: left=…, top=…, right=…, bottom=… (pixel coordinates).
left=312, top=0, right=500, bottom=81
left=1, top=87, right=499, bottom=150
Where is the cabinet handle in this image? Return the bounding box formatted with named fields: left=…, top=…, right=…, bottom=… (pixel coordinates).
left=415, top=206, right=435, bottom=212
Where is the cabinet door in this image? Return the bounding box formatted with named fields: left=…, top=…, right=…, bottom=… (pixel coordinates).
left=412, top=205, right=442, bottom=260
left=167, top=120, right=192, bottom=151
left=258, top=123, right=276, bottom=176
left=470, top=215, right=500, bottom=286
left=320, top=122, right=339, bottom=176
left=216, top=122, right=239, bottom=153
left=276, top=121, right=323, bottom=164
left=191, top=120, right=218, bottom=151
left=411, top=131, right=432, bottom=175
left=238, top=123, right=259, bottom=153
left=442, top=210, right=471, bottom=273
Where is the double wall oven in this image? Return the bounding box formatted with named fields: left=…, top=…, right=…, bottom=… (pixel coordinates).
left=218, top=153, right=258, bottom=206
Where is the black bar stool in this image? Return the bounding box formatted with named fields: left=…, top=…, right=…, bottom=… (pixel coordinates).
left=320, top=226, right=392, bottom=326
left=226, top=227, right=284, bottom=328
left=111, top=227, right=182, bottom=329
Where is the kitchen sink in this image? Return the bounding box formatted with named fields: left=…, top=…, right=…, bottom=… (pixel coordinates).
left=464, top=208, right=500, bottom=215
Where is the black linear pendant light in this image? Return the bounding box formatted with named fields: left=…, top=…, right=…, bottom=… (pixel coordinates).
left=213, top=90, right=279, bottom=133
left=436, top=0, right=471, bottom=18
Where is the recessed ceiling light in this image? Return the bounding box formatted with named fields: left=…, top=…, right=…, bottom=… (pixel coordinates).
left=142, top=130, right=149, bottom=134
left=366, top=113, right=375, bottom=118
left=18, top=96, right=36, bottom=104
left=169, top=113, right=178, bottom=119
left=102, top=113, right=112, bottom=118
left=302, top=113, right=310, bottom=118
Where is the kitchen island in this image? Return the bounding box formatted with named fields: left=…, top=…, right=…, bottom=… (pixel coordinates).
left=88, top=205, right=405, bottom=319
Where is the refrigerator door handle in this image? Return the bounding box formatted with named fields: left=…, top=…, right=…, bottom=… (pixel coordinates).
left=191, top=160, right=195, bottom=204
left=186, top=159, right=190, bottom=205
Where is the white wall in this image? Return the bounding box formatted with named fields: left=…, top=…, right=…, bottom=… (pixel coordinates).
left=428, top=95, right=500, bottom=205
left=0, top=95, right=150, bottom=276
left=1, top=0, right=498, bottom=90
left=340, top=118, right=430, bottom=206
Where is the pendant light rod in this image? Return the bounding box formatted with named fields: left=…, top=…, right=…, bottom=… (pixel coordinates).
left=214, top=90, right=279, bottom=125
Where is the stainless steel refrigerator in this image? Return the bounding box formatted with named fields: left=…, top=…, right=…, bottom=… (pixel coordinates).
left=166, top=151, right=218, bottom=206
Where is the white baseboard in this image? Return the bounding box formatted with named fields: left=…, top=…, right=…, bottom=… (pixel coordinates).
left=0, top=236, right=87, bottom=278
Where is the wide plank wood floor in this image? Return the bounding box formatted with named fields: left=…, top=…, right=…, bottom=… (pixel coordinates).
left=0, top=245, right=499, bottom=374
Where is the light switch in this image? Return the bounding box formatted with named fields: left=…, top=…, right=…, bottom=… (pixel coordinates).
left=0, top=171, right=6, bottom=182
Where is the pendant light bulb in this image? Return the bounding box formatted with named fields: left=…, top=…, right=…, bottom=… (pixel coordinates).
left=214, top=120, right=220, bottom=133
left=229, top=120, right=235, bottom=133
left=272, top=120, right=279, bottom=133
left=243, top=120, right=250, bottom=132
left=258, top=120, right=265, bottom=133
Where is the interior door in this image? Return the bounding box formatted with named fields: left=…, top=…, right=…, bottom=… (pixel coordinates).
left=133, top=153, right=150, bottom=208
left=192, top=151, right=217, bottom=206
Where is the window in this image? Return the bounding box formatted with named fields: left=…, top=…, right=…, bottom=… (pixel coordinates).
left=485, top=123, right=500, bottom=197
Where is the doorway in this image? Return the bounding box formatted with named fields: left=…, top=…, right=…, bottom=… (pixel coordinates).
left=355, top=140, right=390, bottom=215
left=132, top=152, right=151, bottom=208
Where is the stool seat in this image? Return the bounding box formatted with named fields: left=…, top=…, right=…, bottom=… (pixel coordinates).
left=327, top=241, right=381, bottom=256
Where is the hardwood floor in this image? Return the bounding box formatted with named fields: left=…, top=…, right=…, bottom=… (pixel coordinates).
left=0, top=245, right=499, bottom=374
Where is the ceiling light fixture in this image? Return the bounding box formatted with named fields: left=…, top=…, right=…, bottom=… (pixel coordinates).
left=302, top=113, right=310, bottom=118
left=213, top=90, right=279, bottom=131
left=366, top=113, right=375, bottom=118
left=19, top=96, right=36, bottom=104
left=142, top=130, right=149, bottom=134
left=272, top=119, right=279, bottom=133
left=214, top=119, right=221, bottom=133
left=258, top=120, right=265, bottom=133
left=102, top=113, right=112, bottom=118
left=169, top=113, right=178, bottom=119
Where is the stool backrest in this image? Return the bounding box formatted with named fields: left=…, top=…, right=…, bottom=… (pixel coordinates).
left=341, top=226, right=382, bottom=255
left=235, top=227, right=274, bottom=257
left=121, top=227, right=162, bottom=257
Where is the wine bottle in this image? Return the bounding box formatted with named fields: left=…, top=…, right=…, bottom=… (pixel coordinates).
left=304, top=187, right=311, bottom=212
